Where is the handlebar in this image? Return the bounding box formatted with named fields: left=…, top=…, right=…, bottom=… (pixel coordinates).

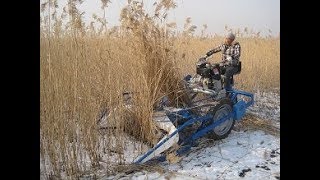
left=197, top=55, right=227, bottom=67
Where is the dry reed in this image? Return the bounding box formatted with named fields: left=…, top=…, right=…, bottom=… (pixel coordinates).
left=40, top=0, right=279, bottom=179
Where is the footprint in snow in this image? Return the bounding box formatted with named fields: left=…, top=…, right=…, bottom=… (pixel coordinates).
left=256, top=164, right=270, bottom=171
left=238, top=168, right=251, bottom=177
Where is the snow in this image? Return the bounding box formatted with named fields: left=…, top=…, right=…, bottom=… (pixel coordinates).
left=103, top=130, right=280, bottom=180
left=41, top=91, right=280, bottom=180
left=247, top=90, right=280, bottom=124
left=101, top=91, right=280, bottom=180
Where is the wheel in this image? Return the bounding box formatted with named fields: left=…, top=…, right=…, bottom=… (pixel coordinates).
left=206, top=98, right=234, bottom=140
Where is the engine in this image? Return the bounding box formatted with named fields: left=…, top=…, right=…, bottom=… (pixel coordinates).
left=195, top=60, right=223, bottom=92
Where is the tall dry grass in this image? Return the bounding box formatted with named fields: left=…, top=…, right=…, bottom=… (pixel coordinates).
left=40, top=0, right=279, bottom=179
left=174, top=36, right=280, bottom=91
left=41, top=0, right=190, bottom=179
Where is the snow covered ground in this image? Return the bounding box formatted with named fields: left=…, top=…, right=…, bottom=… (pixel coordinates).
left=40, top=91, right=280, bottom=180
left=247, top=90, right=280, bottom=127
left=101, top=91, right=280, bottom=180
left=103, top=130, right=279, bottom=180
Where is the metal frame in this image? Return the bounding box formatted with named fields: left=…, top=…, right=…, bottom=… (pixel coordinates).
left=134, top=88, right=254, bottom=164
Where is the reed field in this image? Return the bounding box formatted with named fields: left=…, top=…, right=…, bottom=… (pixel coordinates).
left=40, top=0, right=279, bottom=179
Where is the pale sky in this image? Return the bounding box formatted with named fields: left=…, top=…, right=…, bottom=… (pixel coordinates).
left=52, top=0, right=280, bottom=36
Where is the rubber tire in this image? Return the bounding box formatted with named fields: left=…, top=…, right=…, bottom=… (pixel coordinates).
left=206, top=98, right=235, bottom=140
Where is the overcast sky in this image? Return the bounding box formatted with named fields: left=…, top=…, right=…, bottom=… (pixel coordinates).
left=52, top=0, right=280, bottom=36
